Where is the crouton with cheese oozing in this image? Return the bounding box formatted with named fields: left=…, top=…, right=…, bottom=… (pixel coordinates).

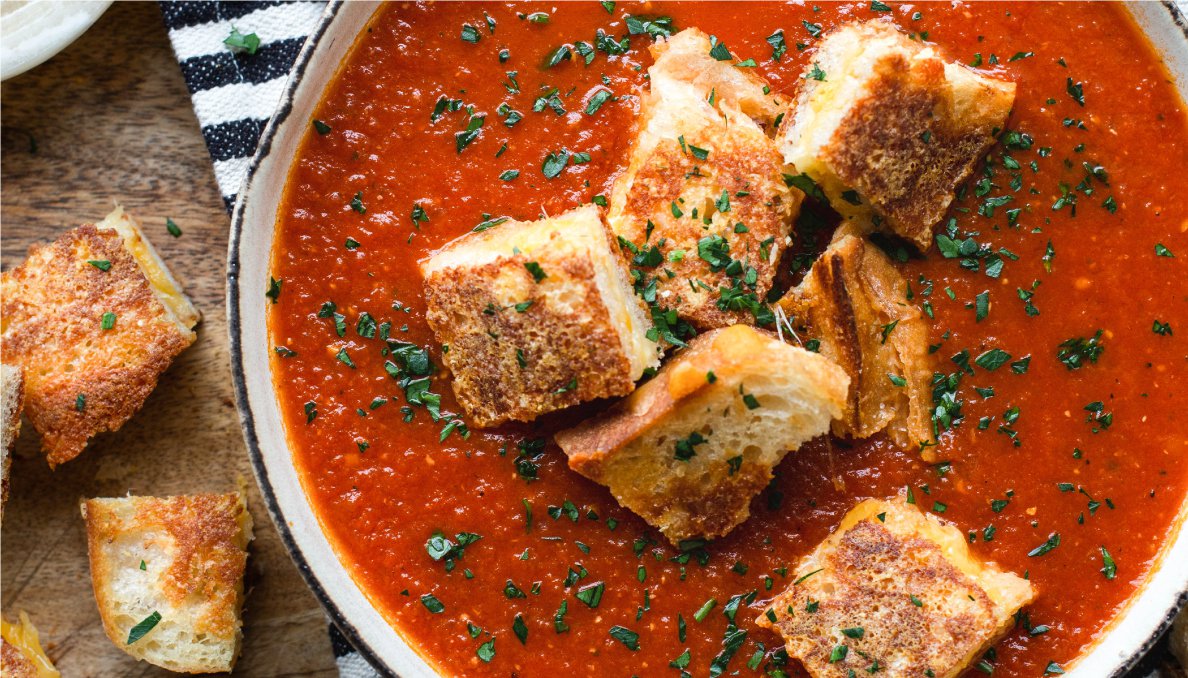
left=758, top=496, right=1035, bottom=678
left=421, top=204, right=660, bottom=428
left=0, top=207, right=199, bottom=467
left=557, top=324, right=847, bottom=544
left=608, top=28, right=802, bottom=330
left=778, top=20, right=1016, bottom=249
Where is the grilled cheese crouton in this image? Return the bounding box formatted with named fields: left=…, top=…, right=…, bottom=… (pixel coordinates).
left=1, top=363, right=24, bottom=521
left=0, top=207, right=199, bottom=466
left=758, top=497, right=1034, bottom=678
left=779, top=233, right=934, bottom=454
left=1, top=612, right=59, bottom=678
left=608, top=28, right=802, bottom=329
left=81, top=492, right=253, bottom=674
left=778, top=20, right=1016, bottom=249
left=557, top=325, right=847, bottom=543
left=422, top=205, right=659, bottom=427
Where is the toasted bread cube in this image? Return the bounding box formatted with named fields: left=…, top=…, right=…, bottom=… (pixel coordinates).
left=1, top=363, right=24, bottom=521
left=778, top=20, right=1016, bottom=249
left=757, top=497, right=1035, bottom=678
left=1, top=612, right=59, bottom=678
left=0, top=207, right=199, bottom=467
left=421, top=205, right=659, bottom=427
left=557, top=325, right=847, bottom=543
left=779, top=232, right=934, bottom=454
left=608, top=28, right=802, bottom=329
left=81, top=492, right=253, bottom=674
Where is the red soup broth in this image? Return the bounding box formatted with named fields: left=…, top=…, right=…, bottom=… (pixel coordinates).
left=268, top=2, right=1188, bottom=675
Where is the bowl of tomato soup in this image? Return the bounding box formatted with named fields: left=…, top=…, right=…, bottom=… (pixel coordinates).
left=229, top=2, right=1188, bottom=675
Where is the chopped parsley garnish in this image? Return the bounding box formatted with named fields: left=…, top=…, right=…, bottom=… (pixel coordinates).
left=88, top=259, right=111, bottom=271
left=1028, top=532, right=1061, bottom=557
left=1100, top=546, right=1117, bottom=580
left=766, top=30, right=786, bottom=61
left=224, top=27, right=260, bottom=55
left=126, top=611, right=161, bottom=644
left=576, top=581, right=605, bottom=608
left=585, top=89, right=613, bottom=115
left=1056, top=330, right=1104, bottom=369
left=420, top=593, right=445, bottom=613
left=100, top=312, right=116, bottom=330
left=165, top=218, right=182, bottom=237
left=313, top=119, right=331, bottom=135
left=674, top=431, right=707, bottom=461
left=349, top=191, right=366, bottom=214
left=524, top=262, right=547, bottom=283
left=609, top=625, right=640, bottom=650
left=625, top=14, right=675, bottom=38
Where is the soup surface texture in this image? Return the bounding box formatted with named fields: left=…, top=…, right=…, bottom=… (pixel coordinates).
left=268, top=2, right=1188, bottom=675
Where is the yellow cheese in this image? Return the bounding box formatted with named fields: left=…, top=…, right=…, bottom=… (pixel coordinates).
left=1, top=612, right=60, bottom=678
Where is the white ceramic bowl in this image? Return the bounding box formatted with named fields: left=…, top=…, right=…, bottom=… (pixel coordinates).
left=228, top=3, right=1188, bottom=675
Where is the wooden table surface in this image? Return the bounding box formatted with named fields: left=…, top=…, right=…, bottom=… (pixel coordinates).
left=1, top=4, right=337, bottom=675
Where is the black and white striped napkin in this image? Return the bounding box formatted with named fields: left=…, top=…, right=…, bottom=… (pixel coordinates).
left=160, top=4, right=381, bottom=675
left=160, top=0, right=326, bottom=213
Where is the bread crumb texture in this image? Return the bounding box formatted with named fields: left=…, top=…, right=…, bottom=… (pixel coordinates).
left=81, top=492, right=253, bottom=673
left=558, top=325, right=847, bottom=543
left=0, top=208, right=198, bottom=466
left=758, top=496, right=1035, bottom=678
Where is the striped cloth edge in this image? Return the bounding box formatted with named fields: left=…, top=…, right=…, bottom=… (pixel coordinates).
left=159, top=0, right=325, bottom=214
left=159, top=3, right=381, bottom=676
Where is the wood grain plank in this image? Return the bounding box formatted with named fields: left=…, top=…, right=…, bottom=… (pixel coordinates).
left=1, top=4, right=336, bottom=676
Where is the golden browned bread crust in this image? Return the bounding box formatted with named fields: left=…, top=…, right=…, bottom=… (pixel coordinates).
left=422, top=206, right=657, bottom=427
left=1, top=363, right=24, bottom=521
left=608, top=28, right=801, bottom=329
left=779, top=20, right=1016, bottom=249
left=81, top=492, right=253, bottom=673
left=1, top=223, right=196, bottom=466
left=779, top=233, right=934, bottom=454
left=558, top=325, right=847, bottom=543
left=758, top=497, right=1034, bottom=678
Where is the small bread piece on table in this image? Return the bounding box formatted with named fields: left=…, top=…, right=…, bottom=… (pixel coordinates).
left=421, top=204, right=659, bottom=428
left=1, top=363, right=24, bottom=520
left=0, top=207, right=199, bottom=467
left=757, top=496, right=1035, bottom=678
left=81, top=492, right=253, bottom=674
left=1, top=611, right=60, bottom=678
left=608, top=28, right=802, bottom=329
left=779, top=232, right=934, bottom=455
left=556, top=324, right=848, bottom=544
left=777, top=20, right=1016, bottom=249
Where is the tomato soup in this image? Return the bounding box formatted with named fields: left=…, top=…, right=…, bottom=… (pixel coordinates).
left=267, top=3, right=1188, bottom=675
